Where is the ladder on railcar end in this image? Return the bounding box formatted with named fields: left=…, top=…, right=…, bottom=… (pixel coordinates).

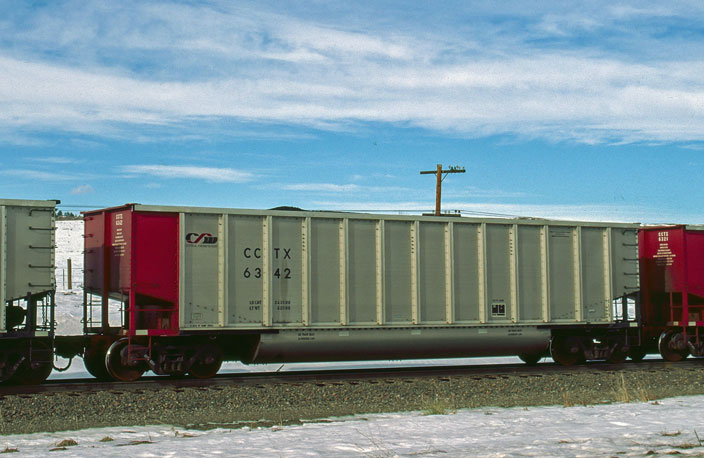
left=665, top=290, right=704, bottom=356
left=612, top=292, right=643, bottom=351
left=82, top=289, right=127, bottom=335
left=666, top=291, right=704, bottom=326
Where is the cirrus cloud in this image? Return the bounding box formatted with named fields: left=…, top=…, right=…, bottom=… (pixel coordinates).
left=71, top=184, right=94, bottom=195
left=120, top=165, right=254, bottom=183
left=2, top=1, right=704, bottom=144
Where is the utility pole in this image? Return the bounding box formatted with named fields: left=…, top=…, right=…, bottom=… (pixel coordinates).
left=420, top=164, right=466, bottom=216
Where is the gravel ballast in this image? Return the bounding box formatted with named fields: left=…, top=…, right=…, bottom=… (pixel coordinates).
left=2, top=366, right=704, bottom=435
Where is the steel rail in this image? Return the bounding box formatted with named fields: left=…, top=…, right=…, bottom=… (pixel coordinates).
left=1, top=358, right=702, bottom=398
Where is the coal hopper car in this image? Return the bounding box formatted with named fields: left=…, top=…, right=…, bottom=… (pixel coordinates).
left=64, top=204, right=641, bottom=381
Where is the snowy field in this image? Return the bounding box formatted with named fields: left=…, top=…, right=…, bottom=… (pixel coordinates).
left=20, top=221, right=703, bottom=457
left=3, top=396, right=704, bottom=456
left=54, top=220, right=84, bottom=336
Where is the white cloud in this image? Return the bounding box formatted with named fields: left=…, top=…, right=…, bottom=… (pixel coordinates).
left=121, top=165, right=254, bottom=183
left=3, top=2, right=704, bottom=143
left=3, top=51, right=704, bottom=144
left=283, top=183, right=361, bottom=192
left=280, top=183, right=415, bottom=194
left=276, top=21, right=414, bottom=60
left=307, top=200, right=693, bottom=224
left=35, top=157, right=84, bottom=164
left=71, top=184, right=94, bottom=195
left=0, top=169, right=77, bottom=181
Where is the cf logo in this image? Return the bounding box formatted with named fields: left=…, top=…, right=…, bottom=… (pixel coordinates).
left=186, top=233, right=218, bottom=244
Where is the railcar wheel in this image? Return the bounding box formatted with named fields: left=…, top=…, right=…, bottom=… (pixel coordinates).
left=658, top=330, right=689, bottom=362
left=9, top=343, right=53, bottom=385
left=550, top=336, right=582, bottom=366
left=105, top=339, right=147, bottom=382
left=628, top=347, right=647, bottom=362
left=0, top=353, right=16, bottom=384
left=83, top=346, right=111, bottom=381
left=606, top=344, right=628, bottom=364
left=518, top=353, right=542, bottom=365
left=189, top=346, right=222, bottom=379
left=10, top=358, right=53, bottom=385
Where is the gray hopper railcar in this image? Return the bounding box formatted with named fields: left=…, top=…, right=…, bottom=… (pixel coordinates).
left=0, top=198, right=57, bottom=384
left=66, top=204, right=641, bottom=381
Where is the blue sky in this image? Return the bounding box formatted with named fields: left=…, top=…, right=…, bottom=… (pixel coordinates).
left=1, top=1, right=703, bottom=222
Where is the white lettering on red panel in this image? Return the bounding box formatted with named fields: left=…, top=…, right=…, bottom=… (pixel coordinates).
left=653, top=231, right=676, bottom=266
left=113, top=213, right=126, bottom=257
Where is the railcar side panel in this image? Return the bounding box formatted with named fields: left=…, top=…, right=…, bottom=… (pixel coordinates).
left=346, top=219, right=377, bottom=324
left=383, top=221, right=413, bottom=324
left=452, top=223, right=481, bottom=322
left=685, top=231, right=704, bottom=300
left=485, top=224, right=512, bottom=323
left=309, top=218, right=341, bottom=324
left=181, top=213, right=221, bottom=327
left=418, top=222, right=446, bottom=323
left=270, top=216, right=303, bottom=325
left=516, top=225, right=542, bottom=321
left=227, top=215, right=264, bottom=325
left=548, top=226, right=577, bottom=321
left=581, top=227, right=608, bottom=322
left=132, top=211, right=179, bottom=332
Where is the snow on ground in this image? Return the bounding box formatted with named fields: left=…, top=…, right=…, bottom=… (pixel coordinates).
left=3, top=396, right=704, bottom=457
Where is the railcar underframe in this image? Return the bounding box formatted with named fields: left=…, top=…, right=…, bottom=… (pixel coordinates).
left=52, top=290, right=646, bottom=382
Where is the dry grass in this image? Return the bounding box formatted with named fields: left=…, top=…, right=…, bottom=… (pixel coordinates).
left=422, top=400, right=456, bottom=416
left=562, top=391, right=575, bottom=407
left=421, top=391, right=457, bottom=415
left=55, top=439, right=78, bottom=447
left=612, top=373, right=652, bottom=403
left=560, top=373, right=653, bottom=407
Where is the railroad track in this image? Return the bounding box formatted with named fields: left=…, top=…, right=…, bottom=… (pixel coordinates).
left=2, top=358, right=702, bottom=398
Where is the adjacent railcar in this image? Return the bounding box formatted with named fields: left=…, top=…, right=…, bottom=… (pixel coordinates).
left=639, top=225, right=704, bottom=361
left=0, top=199, right=57, bottom=384
left=75, top=204, right=641, bottom=381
